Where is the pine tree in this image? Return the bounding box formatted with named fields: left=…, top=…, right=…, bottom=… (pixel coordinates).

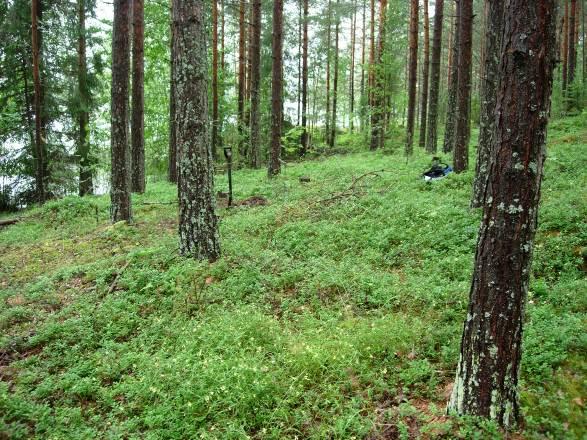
left=110, top=0, right=132, bottom=222
left=268, top=0, right=284, bottom=177
left=173, top=0, right=220, bottom=260
left=418, top=0, right=430, bottom=149
left=425, top=0, right=444, bottom=154
left=405, top=0, right=418, bottom=156
left=472, top=0, right=504, bottom=207
left=330, top=0, right=340, bottom=148
left=168, top=0, right=178, bottom=183
left=300, top=0, right=309, bottom=155
left=443, top=0, right=460, bottom=153
left=453, top=0, right=473, bottom=173
left=131, top=0, right=145, bottom=193
left=349, top=0, right=357, bottom=133
left=238, top=0, right=247, bottom=160
left=77, top=0, right=92, bottom=196
left=249, top=0, right=262, bottom=168
left=212, top=0, right=220, bottom=160
left=448, top=0, right=557, bottom=427
left=31, top=0, right=47, bottom=203
left=369, top=0, right=388, bottom=150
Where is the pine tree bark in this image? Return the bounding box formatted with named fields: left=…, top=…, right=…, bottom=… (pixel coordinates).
left=249, top=0, right=262, bottom=168
left=405, top=0, right=418, bottom=156
left=583, top=0, right=586, bottom=86
left=300, top=0, right=309, bottom=155
left=325, top=0, right=332, bottom=145
left=368, top=0, right=375, bottom=110
left=268, top=0, right=284, bottom=177
left=562, top=1, right=569, bottom=95
left=452, top=0, right=473, bottom=173
left=174, top=0, right=220, bottom=260
left=418, top=0, right=430, bottom=149
left=448, top=0, right=557, bottom=427
left=110, top=0, right=132, bottom=222
left=297, top=0, right=302, bottom=126
left=221, top=0, right=225, bottom=70
left=472, top=0, right=504, bottom=208
left=238, top=0, right=247, bottom=159
left=425, top=0, right=443, bottom=154
left=31, top=0, right=47, bottom=203
left=443, top=0, right=460, bottom=153
left=330, top=2, right=340, bottom=148
left=77, top=0, right=92, bottom=196
left=569, top=0, right=577, bottom=82
left=349, top=0, right=357, bottom=133
left=568, top=0, right=577, bottom=95
left=212, top=0, right=219, bottom=161
left=131, top=0, right=145, bottom=193
left=369, top=0, right=387, bottom=150
left=360, top=0, right=367, bottom=131
left=168, top=0, right=178, bottom=183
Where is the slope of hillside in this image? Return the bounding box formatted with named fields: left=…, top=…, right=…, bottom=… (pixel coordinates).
left=1, top=116, right=586, bottom=439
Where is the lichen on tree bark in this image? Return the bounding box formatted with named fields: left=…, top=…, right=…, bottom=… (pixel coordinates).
left=173, top=0, right=220, bottom=261
left=448, top=0, right=557, bottom=428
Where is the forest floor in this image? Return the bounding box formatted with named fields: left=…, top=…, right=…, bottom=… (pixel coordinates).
left=1, top=116, right=586, bottom=439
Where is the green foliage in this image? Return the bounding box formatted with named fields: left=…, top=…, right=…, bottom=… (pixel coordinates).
left=0, top=116, right=585, bottom=439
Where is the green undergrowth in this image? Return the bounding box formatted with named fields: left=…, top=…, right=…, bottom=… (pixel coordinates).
left=1, top=115, right=586, bottom=439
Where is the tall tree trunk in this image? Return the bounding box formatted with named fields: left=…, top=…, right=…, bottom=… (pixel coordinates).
left=297, top=0, right=302, bottom=126
left=448, top=0, right=557, bottom=427
left=330, top=2, right=340, bottom=148
left=471, top=0, right=504, bottom=207
left=249, top=0, right=262, bottom=168
left=349, top=0, right=357, bottom=133
left=110, top=0, right=132, bottom=222
left=425, top=0, right=444, bottom=154
left=21, top=58, right=36, bottom=161
left=568, top=0, right=577, bottom=107
left=131, top=0, right=145, bottom=193
left=583, top=0, right=586, bottom=87
left=446, top=1, right=454, bottom=89
left=453, top=0, right=473, bottom=173
left=360, top=0, right=367, bottom=131
left=443, top=0, right=460, bottom=153
left=325, top=0, right=332, bottom=145
left=369, top=0, right=387, bottom=150
left=405, top=0, right=418, bottom=156
left=31, top=0, right=47, bottom=203
left=562, top=1, right=569, bottom=96
left=300, top=0, right=309, bottom=155
left=212, top=0, right=219, bottom=160
left=368, top=0, right=375, bottom=110
left=245, top=1, right=253, bottom=127
left=418, top=0, right=430, bottom=149
left=168, top=0, right=178, bottom=183
left=268, top=0, right=284, bottom=177
left=77, top=0, right=92, bottom=196
left=238, top=0, right=247, bottom=159
left=174, top=0, right=220, bottom=260
left=221, top=0, right=225, bottom=70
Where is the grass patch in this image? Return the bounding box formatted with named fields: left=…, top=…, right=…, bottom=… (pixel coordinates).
left=1, top=116, right=585, bottom=439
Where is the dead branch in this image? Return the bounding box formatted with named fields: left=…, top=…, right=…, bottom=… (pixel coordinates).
left=107, top=260, right=131, bottom=295
left=0, top=218, right=22, bottom=228
left=315, top=169, right=387, bottom=205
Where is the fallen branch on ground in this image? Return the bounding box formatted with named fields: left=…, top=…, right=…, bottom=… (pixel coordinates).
left=315, top=169, right=387, bottom=205
left=107, top=260, right=131, bottom=295
left=0, top=217, right=22, bottom=227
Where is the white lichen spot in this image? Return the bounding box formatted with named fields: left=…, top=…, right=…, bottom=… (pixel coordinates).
left=506, top=204, right=524, bottom=214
